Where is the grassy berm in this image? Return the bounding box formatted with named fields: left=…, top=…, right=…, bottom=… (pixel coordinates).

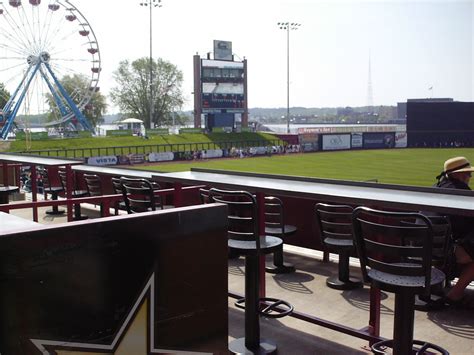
left=5, top=132, right=279, bottom=155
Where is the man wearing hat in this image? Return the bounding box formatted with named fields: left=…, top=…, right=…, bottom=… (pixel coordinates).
left=435, top=156, right=474, bottom=305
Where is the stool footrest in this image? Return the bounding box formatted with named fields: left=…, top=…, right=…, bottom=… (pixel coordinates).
left=234, top=297, right=293, bottom=318
left=371, top=339, right=449, bottom=355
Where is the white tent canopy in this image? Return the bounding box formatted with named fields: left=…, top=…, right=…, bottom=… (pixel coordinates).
left=117, top=118, right=146, bottom=136
left=118, top=118, right=143, bottom=124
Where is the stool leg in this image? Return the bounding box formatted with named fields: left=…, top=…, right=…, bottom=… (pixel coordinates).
left=338, top=251, right=350, bottom=282
left=45, top=192, right=65, bottom=215
left=51, top=192, right=59, bottom=214
left=265, top=245, right=295, bottom=274
left=229, top=253, right=277, bottom=354
left=326, top=251, right=362, bottom=290
left=73, top=203, right=88, bottom=221
left=393, top=291, right=415, bottom=355
left=245, top=254, right=260, bottom=349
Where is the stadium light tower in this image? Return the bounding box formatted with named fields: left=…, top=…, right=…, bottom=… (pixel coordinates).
left=140, top=0, right=162, bottom=128
left=277, top=22, right=301, bottom=134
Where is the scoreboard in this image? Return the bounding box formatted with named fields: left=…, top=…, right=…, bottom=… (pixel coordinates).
left=200, top=59, right=245, bottom=113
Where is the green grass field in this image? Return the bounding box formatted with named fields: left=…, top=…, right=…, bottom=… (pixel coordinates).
left=134, top=148, right=474, bottom=188
left=2, top=132, right=278, bottom=155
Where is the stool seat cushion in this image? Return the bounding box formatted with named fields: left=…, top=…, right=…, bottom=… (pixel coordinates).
left=72, top=190, right=88, bottom=198
left=369, top=265, right=445, bottom=293
left=45, top=186, right=64, bottom=193
left=265, top=224, right=297, bottom=236
left=229, top=235, right=282, bottom=255
left=324, top=237, right=354, bottom=249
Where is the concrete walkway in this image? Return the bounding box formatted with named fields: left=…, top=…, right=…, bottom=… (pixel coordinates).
left=228, top=248, right=474, bottom=354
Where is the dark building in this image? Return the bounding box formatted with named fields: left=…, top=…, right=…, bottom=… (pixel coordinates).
left=397, top=98, right=454, bottom=119
left=406, top=100, right=474, bottom=147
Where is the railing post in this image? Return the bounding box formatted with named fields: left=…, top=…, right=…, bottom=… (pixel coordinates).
left=65, top=165, right=73, bottom=222
left=255, top=191, right=266, bottom=299
left=30, top=164, right=38, bottom=222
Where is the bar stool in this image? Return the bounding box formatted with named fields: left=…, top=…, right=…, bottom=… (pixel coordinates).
left=200, top=187, right=239, bottom=259
left=58, top=169, right=88, bottom=220
left=263, top=196, right=296, bottom=274
left=120, top=177, right=158, bottom=213
left=41, top=168, right=64, bottom=215
left=209, top=188, right=293, bottom=354
left=111, top=177, right=127, bottom=215
left=315, top=203, right=362, bottom=290
left=401, top=214, right=453, bottom=311
left=83, top=174, right=104, bottom=217
left=352, top=207, right=449, bottom=355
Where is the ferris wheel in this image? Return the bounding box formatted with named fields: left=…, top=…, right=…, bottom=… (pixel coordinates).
left=0, top=0, right=101, bottom=139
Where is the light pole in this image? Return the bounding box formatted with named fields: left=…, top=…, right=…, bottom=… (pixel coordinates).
left=277, top=22, right=301, bottom=134
left=140, top=0, right=162, bottom=128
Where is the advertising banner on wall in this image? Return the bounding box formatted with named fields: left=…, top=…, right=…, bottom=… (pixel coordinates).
left=395, top=131, right=408, bottom=148
left=128, top=154, right=146, bottom=165
left=299, top=133, right=319, bottom=152
left=201, top=149, right=224, bottom=159
left=148, top=152, right=175, bottom=162
left=363, top=132, right=396, bottom=149
left=87, top=156, right=118, bottom=166
left=147, top=128, right=169, bottom=135
left=322, top=134, right=351, bottom=151
left=106, top=129, right=132, bottom=136
left=16, top=132, right=49, bottom=140
left=179, top=128, right=203, bottom=134
left=351, top=133, right=363, bottom=148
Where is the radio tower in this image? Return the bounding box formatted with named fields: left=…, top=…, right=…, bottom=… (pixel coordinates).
left=366, top=54, right=374, bottom=114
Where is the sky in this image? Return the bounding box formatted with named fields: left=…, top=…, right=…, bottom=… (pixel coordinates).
left=10, top=0, right=474, bottom=113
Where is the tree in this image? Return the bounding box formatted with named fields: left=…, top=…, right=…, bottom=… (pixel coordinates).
left=0, top=83, right=10, bottom=110
left=46, top=74, right=107, bottom=129
left=110, top=57, right=185, bottom=129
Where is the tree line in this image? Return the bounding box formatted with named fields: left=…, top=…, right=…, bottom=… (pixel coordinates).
left=0, top=57, right=185, bottom=130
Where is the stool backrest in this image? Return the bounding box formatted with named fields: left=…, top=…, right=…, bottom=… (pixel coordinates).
left=208, top=188, right=260, bottom=251
left=111, top=177, right=123, bottom=195
left=58, top=169, right=78, bottom=192
left=401, top=215, right=453, bottom=274
left=352, top=206, right=435, bottom=292
left=83, top=174, right=102, bottom=197
left=120, top=177, right=156, bottom=214
left=264, top=196, right=285, bottom=232
left=315, top=203, right=354, bottom=243
left=40, top=169, right=54, bottom=191
left=199, top=188, right=211, bottom=204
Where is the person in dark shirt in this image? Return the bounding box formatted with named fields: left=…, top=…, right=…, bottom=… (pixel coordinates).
left=435, top=156, right=474, bottom=304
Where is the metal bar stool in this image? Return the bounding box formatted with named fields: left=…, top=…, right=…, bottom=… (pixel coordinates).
left=40, top=168, right=65, bottom=216
left=58, top=169, right=88, bottom=220
left=401, top=214, right=453, bottom=311
left=111, top=177, right=127, bottom=215
left=209, top=188, right=293, bottom=354
left=263, top=196, right=296, bottom=274
left=315, top=203, right=362, bottom=290
left=120, top=177, right=157, bottom=214
left=83, top=173, right=104, bottom=217
left=352, top=207, right=449, bottom=355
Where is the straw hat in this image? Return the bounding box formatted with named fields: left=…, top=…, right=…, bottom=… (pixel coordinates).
left=443, top=156, right=474, bottom=175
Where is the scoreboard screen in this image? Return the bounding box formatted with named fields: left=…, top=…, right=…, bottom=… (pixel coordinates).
left=202, top=83, right=244, bottom=112
left=201, top=59, right=245, bottom=112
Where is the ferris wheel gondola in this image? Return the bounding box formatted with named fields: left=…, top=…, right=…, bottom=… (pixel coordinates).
left=0, top=0, right=101, bottom=139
